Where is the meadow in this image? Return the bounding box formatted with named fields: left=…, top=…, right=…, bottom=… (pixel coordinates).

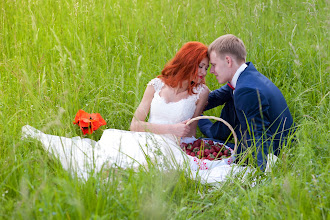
left=0, top=0, right=329, bottom=219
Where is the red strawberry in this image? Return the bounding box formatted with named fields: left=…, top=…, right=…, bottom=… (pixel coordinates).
left=207, top=140, right=214, bottom=145
left=215, top=146, right=221, bottom=152
left=187, top=144, right=193, bottom=150
left=190, top=152, right=195, bottom=157
left=208, top=154, right=215, bottom=160
left=204, top=149, right=210, bottom=156
left=213, top=152, right=218, bottom=158
left=186, top=150, right=191, bottom=155
left=210, top=148, right=215, bottom=154
left=192, top=139, right=202, bottom=148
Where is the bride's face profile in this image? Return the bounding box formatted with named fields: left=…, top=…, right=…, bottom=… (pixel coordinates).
left=197, top=57, right=209, bottom=83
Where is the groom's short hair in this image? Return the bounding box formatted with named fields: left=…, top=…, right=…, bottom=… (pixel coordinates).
left=208, top=34, right=247, bottom=63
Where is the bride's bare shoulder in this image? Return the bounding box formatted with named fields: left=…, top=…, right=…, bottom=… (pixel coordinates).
left=199, top=84, right=210, bottom=95
left=201, top=84, right=210, bottom=91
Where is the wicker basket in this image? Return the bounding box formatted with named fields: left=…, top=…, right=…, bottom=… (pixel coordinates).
left=186, top=115, right=238, bottom=154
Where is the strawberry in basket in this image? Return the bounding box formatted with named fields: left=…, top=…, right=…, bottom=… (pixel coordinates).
left=183, top=116, right=237, bottom=166
left=180, top=139, right=233, bottom=161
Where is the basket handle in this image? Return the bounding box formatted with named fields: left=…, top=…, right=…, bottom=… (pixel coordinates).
left=186, top=116, right=238, bottom=154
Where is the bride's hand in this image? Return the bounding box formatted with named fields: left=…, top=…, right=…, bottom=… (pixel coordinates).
left=171, top=119, right=191, bottom=137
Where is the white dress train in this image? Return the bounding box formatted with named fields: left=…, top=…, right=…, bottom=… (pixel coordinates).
left=22, top=78, right=254, bottom=183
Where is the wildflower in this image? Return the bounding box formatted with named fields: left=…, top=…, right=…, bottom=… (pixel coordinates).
left=73, top=109, right=107, bottom=135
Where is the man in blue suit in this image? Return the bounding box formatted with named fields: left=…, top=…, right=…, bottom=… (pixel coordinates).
left=198, top=34, right=294, bottom=171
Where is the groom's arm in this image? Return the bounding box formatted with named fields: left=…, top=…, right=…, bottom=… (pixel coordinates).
left=235, top=88, right=273, bottom=171
left=204, top=84, right=232, bottom=111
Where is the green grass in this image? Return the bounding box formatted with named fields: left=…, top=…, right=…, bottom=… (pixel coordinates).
left=1, top=0, right=329, bottom=219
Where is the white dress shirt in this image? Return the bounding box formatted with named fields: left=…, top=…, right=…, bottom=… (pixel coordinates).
left=230, top=63, right=248, bottom=90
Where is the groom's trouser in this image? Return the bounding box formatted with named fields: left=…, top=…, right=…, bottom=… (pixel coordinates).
left=198, top=99, right=243, bottom=154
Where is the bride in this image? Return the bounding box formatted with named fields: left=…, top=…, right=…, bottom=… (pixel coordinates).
left=22, top=42, right=250, bottom=183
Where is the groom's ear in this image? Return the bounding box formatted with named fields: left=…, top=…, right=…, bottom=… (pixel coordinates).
left=225, top=56, right=233, bottom=67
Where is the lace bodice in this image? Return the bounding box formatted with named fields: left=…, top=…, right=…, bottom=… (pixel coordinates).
left=147, top=78, right=204, bottom=125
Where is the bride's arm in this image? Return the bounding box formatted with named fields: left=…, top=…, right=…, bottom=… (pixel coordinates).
left=130, top=85, right=190, bottom=136
left=187, top=84, right=210, bottom=137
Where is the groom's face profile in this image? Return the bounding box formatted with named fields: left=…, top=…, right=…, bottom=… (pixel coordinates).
left=209, top=51, right=232, bottom=84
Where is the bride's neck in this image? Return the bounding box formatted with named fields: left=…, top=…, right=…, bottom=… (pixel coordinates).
left=173, top=81, right=189, bottom=95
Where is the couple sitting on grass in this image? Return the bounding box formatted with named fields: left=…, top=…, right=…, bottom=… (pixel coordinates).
left=22, top=34, right=295, bottom=183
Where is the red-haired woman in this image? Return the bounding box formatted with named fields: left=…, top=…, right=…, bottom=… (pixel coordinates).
left=22, top=42, right=210, bottom=179
left=130, top=41, right=209, bottom=137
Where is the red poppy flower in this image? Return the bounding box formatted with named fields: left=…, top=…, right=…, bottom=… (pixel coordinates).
left=73, top=109, right=107, bottom=135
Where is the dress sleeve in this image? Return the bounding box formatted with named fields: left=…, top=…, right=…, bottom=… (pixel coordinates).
left=147, top=78, right=164, bottom=92
left=192, top=84, right=206, bottom=102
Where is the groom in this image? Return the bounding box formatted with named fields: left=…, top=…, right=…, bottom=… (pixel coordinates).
left=198, top=34, right=294, bottom=171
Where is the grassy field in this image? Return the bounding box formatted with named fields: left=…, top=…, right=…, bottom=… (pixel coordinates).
left=1, top=0, right=329, bottom=219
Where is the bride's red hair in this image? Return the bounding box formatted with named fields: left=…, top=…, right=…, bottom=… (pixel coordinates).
left=158, top=42, right=208, bottom=95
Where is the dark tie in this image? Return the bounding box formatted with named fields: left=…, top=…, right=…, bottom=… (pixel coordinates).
left=227, top=82, right=235, bottom=90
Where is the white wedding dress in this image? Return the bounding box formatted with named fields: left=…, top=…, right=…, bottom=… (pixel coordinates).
left=22, top=78, right=253, bottom=183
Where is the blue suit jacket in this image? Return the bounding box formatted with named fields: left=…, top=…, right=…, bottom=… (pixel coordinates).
left=205, top=62, right=294, bottom=169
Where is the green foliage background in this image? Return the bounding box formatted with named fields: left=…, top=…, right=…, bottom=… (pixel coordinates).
left=0, top=0, right=329, bottom=219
